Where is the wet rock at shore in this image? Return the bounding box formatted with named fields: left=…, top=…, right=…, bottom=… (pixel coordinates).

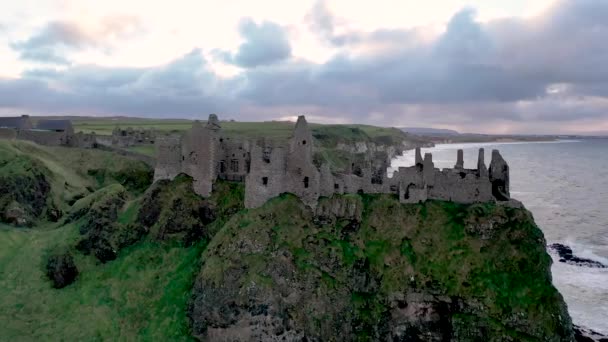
left=548, top=243, right=607, bottom=268
left=574, top=325, right=608, bottom=342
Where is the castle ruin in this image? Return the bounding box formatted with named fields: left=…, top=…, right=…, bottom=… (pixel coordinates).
left=154, top=114, right=510, bottom=208
left=110, top=126, right=156, bottom=147
left=0, top=115, right=76, bottom=146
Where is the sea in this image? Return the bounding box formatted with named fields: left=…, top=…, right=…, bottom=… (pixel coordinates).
left=389, top=139, right=608, bottom=335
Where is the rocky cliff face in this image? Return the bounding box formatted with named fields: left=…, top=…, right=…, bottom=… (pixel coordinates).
left=189, top=194, right=573, bottom=341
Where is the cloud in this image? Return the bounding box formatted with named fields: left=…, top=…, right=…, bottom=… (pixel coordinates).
left=215, top=18, right=291, bottom=68
left=2, top=49, right=232, bottom=117
left=10, top=15, right=143, bottom=65
left=237, top=0, right=608, bottom=128
left=2, top=0, right=608, bottom=134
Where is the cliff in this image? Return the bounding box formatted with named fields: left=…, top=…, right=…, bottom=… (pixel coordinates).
left=189, top=194, right=573, bottom=341
left=0, top=143, right=573, bottom=340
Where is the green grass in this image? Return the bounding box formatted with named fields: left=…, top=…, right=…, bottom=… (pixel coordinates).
left=70, top=116, right=420, bottom=174
left=69, top=117, right=411, bottom=147
left=0, top=140, right=152, bottom=213
left=125, top=145, right=156, bottom=157
left=0, top=222, right=204, bottom=340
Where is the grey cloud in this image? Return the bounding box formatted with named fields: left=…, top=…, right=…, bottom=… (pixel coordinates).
left=240, top=0, right=608, bottom=121
left=239, top=6, right=546, bottom=111
left=2, top=49, right=232, bottom=117
left=10, top=15, right=143, bottom=65
left=18, top=47, right=71, bottom=65
left=306, top=0, right=418, bottom=47
left=3, top=0, right=608, bottom=134
left=217, top=18, right=291, bottom=68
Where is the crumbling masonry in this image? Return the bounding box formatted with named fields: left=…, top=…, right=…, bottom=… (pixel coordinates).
left=154, top=114, right=510, bottom=208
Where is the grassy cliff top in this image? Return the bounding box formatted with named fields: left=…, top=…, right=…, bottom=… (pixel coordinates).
left=0, top=143, right=572, bottom=340
left=66, top=116, right=415, bottom=147
left=0, top=179, right=572, bottom=340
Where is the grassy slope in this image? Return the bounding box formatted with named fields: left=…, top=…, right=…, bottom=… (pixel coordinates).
left=0, top=140, right=195, bottom=340
left=0, top=140, right=151, bottom=212
left=0, top=169, right=241, bottom=340
left=0, top=222, right=204, bottom=341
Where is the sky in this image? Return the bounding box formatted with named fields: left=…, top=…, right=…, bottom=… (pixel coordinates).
left=1, top=0, right=607, bottom=134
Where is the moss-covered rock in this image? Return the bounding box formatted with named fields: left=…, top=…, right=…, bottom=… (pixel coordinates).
left=137, top=174, right=243, bottom=245
left=189, top=194, right=573, bottom=341
left=71, top=184, right=147, bottom=263
left=0, top=154, right=52, bottom=226
left=87, top=166, right=153, bottom=193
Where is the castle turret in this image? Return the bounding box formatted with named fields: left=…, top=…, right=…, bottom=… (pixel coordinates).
left=423, top=153, right=435, bottom=186
left=286, top=115, right=320, bottom=207
left=207, top=114, right=221, bottom=131
left=477, top=148, right=488, bottom=178
left=180, top=117, right=220, bottom=197
left=455, top=149, right=464, bottom=169
left=489, top=150, right=510, bottom=200
left=288, top=115, right=314, bottom=168
left=415, top=147, right=423, bottom=166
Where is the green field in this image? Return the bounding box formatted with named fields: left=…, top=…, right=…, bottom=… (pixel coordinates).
left=66, top=116, right=411, bottom=144
left=69, top=116, right=422, bottom=168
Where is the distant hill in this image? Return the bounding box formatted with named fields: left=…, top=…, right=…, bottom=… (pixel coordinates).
left=400, top=127, right=459, bottom=135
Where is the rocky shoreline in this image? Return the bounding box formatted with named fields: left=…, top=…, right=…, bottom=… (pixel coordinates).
left=574, top=325, right=608, bottom=342
left=548, top=243, right=607, bottom=268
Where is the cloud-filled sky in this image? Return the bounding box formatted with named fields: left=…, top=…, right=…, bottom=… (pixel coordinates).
left=1, top=0, right=607, bottom=134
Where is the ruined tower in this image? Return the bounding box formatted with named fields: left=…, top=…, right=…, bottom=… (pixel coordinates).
left=489, top=150, right=510, bottom=201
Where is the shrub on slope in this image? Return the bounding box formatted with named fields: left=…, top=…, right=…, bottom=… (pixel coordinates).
left=0, top=146, right=52, bottom=226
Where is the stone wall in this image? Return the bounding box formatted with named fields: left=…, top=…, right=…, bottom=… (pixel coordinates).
left=111, top=127, right=155, bottom=147
left=245, top=143, right=288, bottom=208
left=154, top=135, right=182, bottom=182
left=154, top=114, right=511, bottom=209
left=16, top=130, right=72, bottom=146
left=74, top=132, right=98, bottom=148
left=0, top=128, right=17, bottom=140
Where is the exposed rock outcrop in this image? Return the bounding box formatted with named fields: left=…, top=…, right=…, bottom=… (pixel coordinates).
left=548, top=243, right=607, bottom=268
left=574, top=325, right=608, bottom=342
left=137, top=174, right=243, bottom=245
left=314, top=195, right=363, bottom=225
left=0, top=155, right=52, bottom=226
left=45, top=251, right=79, bottom=289
left=72, top=185, right=146, bottom=263
left=189, top=194, right=573, bottom=341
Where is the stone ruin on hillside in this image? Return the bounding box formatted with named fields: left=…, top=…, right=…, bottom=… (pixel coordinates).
left=0, top=115, right=79, bottom=147
left=111, top=126, right=156, bottom=147
left=154, top=114, right=510, bottom=208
